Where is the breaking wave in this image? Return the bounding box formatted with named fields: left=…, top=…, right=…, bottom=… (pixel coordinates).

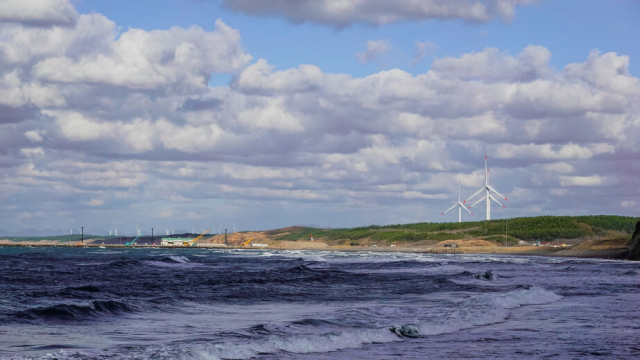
left=15, top=300, right=136, bottom=322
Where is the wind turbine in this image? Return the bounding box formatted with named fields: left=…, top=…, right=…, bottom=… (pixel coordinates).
left=233, top=222, right=236, bottom=233
left=465, top=156, right=508, bottom=220
left=135, top=224, right=141, bottom=236
left=441, top=180, right=473, bottom=223
left=114, top=228, right=118, bottom=236
left=165, top=229, right=170, bottom=235
left=218, top=225, right=222, bottom=234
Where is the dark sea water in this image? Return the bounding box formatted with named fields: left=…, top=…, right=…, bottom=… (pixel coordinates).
left=1, top=247, right=639, bottom=359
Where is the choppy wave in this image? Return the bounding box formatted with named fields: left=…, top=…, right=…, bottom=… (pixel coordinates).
left=15, top=300, right=135, bottom=322
left=411, top=286, right=561, bottom=337
left=6, top=247, right=632, bottom=360
left=35, top=287, right=561, bottom=359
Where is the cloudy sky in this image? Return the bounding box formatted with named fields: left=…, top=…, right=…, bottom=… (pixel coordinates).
left=1, top=0, right=639, bottom=234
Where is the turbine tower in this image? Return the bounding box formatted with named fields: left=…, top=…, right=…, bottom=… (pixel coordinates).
left=465, top=156, right=508, bottom=220
left=441, top=180, right=473, bottom=223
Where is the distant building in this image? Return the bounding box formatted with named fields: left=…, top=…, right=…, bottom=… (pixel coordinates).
left=161, top=238, right=193, bottom=246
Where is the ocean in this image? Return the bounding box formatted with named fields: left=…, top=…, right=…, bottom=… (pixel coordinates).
left=0, top=247, right=639, bottom=359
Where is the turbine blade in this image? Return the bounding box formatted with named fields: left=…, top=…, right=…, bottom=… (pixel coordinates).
left=469, top=195, right=487, bottom=208
left=461, top=204, right=473, bottom=214
left=485, top=155, right=488, bottom=185
left=488, top=185, right=508, bottom=201
left=441, top=203, right=457, bottom=215
left=490, top=195, right=505, bottom=208
left=464, top=187, right=484, bottom=203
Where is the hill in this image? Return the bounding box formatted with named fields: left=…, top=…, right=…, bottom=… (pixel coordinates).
left=268, top=215, right=637, bottom=246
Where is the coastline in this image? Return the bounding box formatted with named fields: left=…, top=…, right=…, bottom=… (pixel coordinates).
left=0, top=239, right=631, bottom=260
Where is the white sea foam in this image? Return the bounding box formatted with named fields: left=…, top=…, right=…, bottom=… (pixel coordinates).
left=415, top=286, right=562, bottom=336
left=169, top=255, right=189, bottom=263
left=184, top=328, right=400, bottom=360
left=27, top=287, right=562, bottom=360
left=187, top=287, right=560, bottom=359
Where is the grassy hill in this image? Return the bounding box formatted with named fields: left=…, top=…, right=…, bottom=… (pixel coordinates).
left=271, top=215, right=637, bottom=245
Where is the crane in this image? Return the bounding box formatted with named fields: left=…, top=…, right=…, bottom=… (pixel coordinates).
left=240, top=238, right=253, bottom=248
left=190, top=229, right=210, bottom=246
left=125, top=234, right=142, bottom=246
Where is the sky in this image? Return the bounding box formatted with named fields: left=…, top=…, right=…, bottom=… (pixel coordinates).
left=0, top=0, right=639, bottom=235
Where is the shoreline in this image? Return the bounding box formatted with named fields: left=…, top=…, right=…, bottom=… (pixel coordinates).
left=0, top=241, right=631, bottom=260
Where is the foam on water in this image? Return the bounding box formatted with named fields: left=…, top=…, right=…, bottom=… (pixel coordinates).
left=412, top=287, right=562, bottom=337
left=4, top=247, right=636, bottom=360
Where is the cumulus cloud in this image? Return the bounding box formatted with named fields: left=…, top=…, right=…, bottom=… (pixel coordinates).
left=432, top=45, right=552, bottom=82
left=559, top=175, right=607, bottom=187
left=24, top=130, right=45, bottom=142
left=356, top=40, right=392, bottom=64
left=219, top=0, right=540, bottom=27
left=0, top=0, right=78, bottom=27
left=0, top=1, right=638, bottom=232
left=32, top=19, right=252, bottom=90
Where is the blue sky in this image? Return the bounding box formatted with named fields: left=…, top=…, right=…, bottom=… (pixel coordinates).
left=74, top=0, right=640, bottom=77
left=0, top=0, right=639, bottom=235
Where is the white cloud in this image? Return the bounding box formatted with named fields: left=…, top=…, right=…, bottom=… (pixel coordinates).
left=31, top=19, right=252, bottom=90
left=0, top=0, right=77, bottom=27
left=84, top=198, right=104, bottom=206
left=24, top=130, right=44, bottom=142
left=543, top=162, right=574, bottom=173
left=220, top=0, right=539, bottom=27
left=559, top=175, right=607, bottom=187
left=0, top=1, right=637, bottom=232
left=356, top=40, right=392, bottom=64
left=432, top=45, right=552, bottom=82
left=492, top=143, right=614, bottom=160
left=20, top=148, right=45, bottom=157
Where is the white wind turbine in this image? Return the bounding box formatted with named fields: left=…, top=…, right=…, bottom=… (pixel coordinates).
left=165, top=229, right=170, bottom=235
left=134, top=224, right=141, bottom=236
left=441, top=180, right=474, bottom=223
left=465, top=156, right=508, bottom=220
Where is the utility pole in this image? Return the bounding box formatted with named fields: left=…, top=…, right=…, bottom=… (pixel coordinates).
left=151, top=228, right=154, bottom=246
left=81, top=227, right=84, bottom=243
left=225, top=229, right=228, bottom=246
left=504, top=219, right=508, bottom=247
